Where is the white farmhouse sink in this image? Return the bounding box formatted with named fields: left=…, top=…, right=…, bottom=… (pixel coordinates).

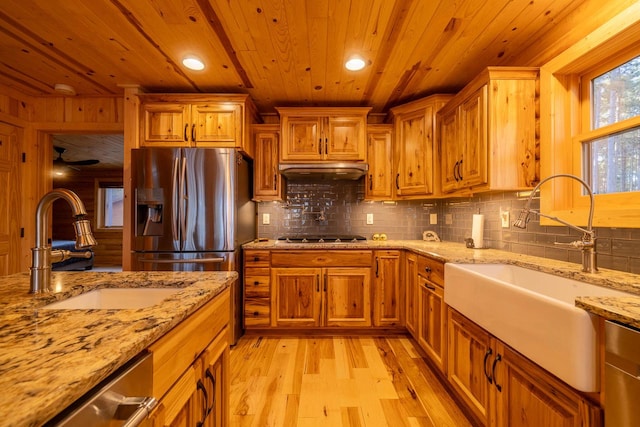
left=42, top=288, right=181, bottom=310
left=444, top=263, right=630, bottom=392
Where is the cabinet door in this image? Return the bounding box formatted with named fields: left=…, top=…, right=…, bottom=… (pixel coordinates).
left=200, top=332, right=229, bottom=427
left=404, top=252, right=418, bottom=336
left=494, top=343, right=599, bottom=427
left=253, top=129, right=282, bottom=200
left=280, top=116, right=323, bottom=161
left=142, top=103, right=191, bottom=145
left=148, top=367, right=198, bottom=427
left=365, top=127, right=394, bottom=200
left=192, top=103, right=240, bottom=145
left=417, top=277, right=446, bottom=373
left=373, top=251, right=403, bottom=326
left=395, top=107, right=434, bottom=196
left=325, top=116, right=366, bottom=160
left=324, top=268, right=371, bottom=327
left=272, top=268, right=322, bottom=326
left=440, top=108, right=461, bottom=193
left=447, top=308, right=492, bottom=426
left=460, top=86, right=488, bottom=188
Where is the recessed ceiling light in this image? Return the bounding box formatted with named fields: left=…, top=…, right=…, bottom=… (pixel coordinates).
left=182, top=56, right=205, bottom=71
left=345, top=56, right=366, bottom=71
left=54, top=84, right=76, bottom=96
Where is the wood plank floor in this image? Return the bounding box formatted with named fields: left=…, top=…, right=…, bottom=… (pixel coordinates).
left=229, top=335, right=474, bottom=427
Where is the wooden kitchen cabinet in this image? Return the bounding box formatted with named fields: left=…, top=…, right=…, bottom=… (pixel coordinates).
left=269, top=250, right=373, bottom=328
left=373, top=250, right=403, bottom=327
left=390, top=95, right=453, bottom=198
left=438, top=67, right=539, bottom=194
left=139, top=94, right=258, bottom=156
left=404, top=252, right=418, bottom=336
left=447, top=308, right=601, bottom=427
left=365, top=124, right=394, bottom=200
left=271, top=267, right=371, bottom=327
left=276, top=107, right=371, bottom=162
left=243, top=250, right=271, bottom=328
left=252, top=124, right=284, bottom=201
left=417, top=256, right=447, bottom=373
left=148, top=287, right=230, bottom=427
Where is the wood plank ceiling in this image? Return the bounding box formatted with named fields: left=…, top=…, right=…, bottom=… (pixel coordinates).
left=0, top=0, right=634, bottom=117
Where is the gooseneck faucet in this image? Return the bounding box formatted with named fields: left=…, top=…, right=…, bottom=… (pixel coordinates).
left=513, top=174, right=597, bottom=273
left=30, top=188, right=98, bottom=293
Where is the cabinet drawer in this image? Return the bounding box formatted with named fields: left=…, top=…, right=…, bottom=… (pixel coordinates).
left=245, top=267, right=270, bottom=276
left=245, top=276, right=270, bottom=298
left=245, top=251, right=270, bottom=267
left=271, top=250, right=372, bottom=267
left=417, top=256, right=444, bottom=286
left=244, top=298, right=270, bottom=326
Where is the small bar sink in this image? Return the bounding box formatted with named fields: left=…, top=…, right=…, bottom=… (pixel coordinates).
left=42, top=288, right=181, bottom=310
left=444, top=263, right=630, bottom=392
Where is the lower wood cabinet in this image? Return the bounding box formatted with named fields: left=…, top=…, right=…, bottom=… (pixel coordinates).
left=416, top=255, right=447, bottom=374
left=447, top=307, right=601, bottom=427
left=271, top=267, right=371, bottom=327
left=373, top=250, right=403, bottom=326
left=147, top=287, right=230, bottom=427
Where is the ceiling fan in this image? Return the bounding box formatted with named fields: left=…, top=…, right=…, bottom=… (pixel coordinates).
left=53, top=146, right=100, bottom=171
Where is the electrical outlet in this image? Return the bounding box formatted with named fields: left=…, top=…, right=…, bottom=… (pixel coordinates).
left=500, top=209, right=510, bottom=228
left=262, top=213, right=270, bottom=225
left=445, top=214, right=453, bottom=225
left=366, top=213, right=374, bottom=225
left=430, top=213, right=438, bottom=225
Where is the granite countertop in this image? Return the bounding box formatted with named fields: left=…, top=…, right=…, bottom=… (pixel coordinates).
left=0, top=270, right=236, bottom=427
left=244, top=239, right=640, bottom=328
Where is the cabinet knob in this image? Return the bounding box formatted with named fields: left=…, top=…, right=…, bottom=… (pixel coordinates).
left=424, top=266, right=432, bottom=273
left=254, top=256, right=260, bottom=262
left=254, top=281, right=260, bottom=286
left=253, top=311, right=259, bottom=316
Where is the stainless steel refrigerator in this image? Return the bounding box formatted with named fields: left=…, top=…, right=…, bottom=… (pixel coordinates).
left=132, top=147, right=255, bottom=344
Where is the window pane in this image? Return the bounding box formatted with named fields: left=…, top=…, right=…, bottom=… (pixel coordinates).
left=102, top=187, right=124, bottom=227
left=591, top=55, right=640, bottom=129
left=583, top=126, right=640, bottom=194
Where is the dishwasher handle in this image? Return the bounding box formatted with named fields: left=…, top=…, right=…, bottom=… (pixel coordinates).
left=119, top=396, right=158, bottom=427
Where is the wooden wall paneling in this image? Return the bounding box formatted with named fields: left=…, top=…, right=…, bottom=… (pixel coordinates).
left=0, top=123, right=22, bottom=275
left=122, top=86, right=141, bottom=271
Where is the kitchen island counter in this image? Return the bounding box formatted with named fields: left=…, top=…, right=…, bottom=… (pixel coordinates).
left=0, top=270, right=236, bottom=427
left=244, top=239, right=640, bottom=327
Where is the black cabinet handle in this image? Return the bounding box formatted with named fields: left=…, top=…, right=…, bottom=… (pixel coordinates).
left=424, top=283, right=436, bottom=291
left=254, top=281, right=260, bottom=286
left=184, top=124, right=189, bottom=141
left=375, top=257, right=379, bottom=278
left=317, top=274, right=320, bottom=292
left=325, top=138, right=328, bottom=155
left=453, top=161, right=460, bottom=181
left=458, top=159, right=463, bottom=180
left=396, top=173, right=400, bottom=190
left=492, top=354, right=502, bottom=391
left=318, top=139, right=322, bottom=155
left=324, top=273, right=328, bottom=292
left=369, top=174, right=373, bottom=191
left=273, top=173, right=277, bottom=190
left=205, top=368, right=216, bottom=415
left=424, top=266, right=432, bottom=273
left=253, top=311, right=259, bottom=316
left=196, top=379, right=208, bottom=426
left=191, top=123, right=196, bottom=141
left=254, top=256, right=260, bottom=262
left=483, top=348, right=493, bottom=384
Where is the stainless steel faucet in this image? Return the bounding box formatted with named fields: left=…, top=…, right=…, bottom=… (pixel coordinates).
left=30, top=188, right=98, bottom=293
left=513, top=174, right=597, bottom=273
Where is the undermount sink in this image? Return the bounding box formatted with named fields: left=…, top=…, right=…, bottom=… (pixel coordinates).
left=42, top=288, right=181, bottom=310
left=444, top=263, right=630, bottom=392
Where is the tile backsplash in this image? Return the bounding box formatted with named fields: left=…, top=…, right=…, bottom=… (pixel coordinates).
left=256, top=179, right=640, bottom=274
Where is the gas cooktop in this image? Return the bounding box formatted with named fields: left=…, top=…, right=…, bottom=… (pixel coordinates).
left=277, top=235, right=367, bottom=243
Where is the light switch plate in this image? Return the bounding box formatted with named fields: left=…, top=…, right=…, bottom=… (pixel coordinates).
left=430, top=213, right=438, bottom=225
left=262, top=213, right=270, bottom=225
left=500, top=209, right=510, bottom=228
left=366, top=213, right=374, bottom=225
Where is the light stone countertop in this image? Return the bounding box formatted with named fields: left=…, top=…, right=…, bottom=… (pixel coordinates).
left=245, top=239, right=640, bottom=328
left=0, top=270, right=236, bottom=427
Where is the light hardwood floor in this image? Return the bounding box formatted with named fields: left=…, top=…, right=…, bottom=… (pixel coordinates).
left=229, top=335, right=474, bottom=427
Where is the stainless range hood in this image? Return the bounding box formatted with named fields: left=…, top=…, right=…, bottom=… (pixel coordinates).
left=279, top=162, right=368, bottom=180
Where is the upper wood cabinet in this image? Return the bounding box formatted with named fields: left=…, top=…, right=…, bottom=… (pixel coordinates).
left=365, top=124, right=394, bottom=200
left=139, top=94, right=258, bottom=156
left=438, top=67, right=539, bottom=194
left=390, top=95, right=453, bottom=198
left=252, top=124, right=284, bottom=201
left=276, top=107, right=371, bottom=162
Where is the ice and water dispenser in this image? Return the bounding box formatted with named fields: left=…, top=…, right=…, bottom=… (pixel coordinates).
left=136, top=189, right=164, bottom=237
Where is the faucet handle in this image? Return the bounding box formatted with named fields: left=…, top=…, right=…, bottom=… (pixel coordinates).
left=554, top=240, right=591, bottom=249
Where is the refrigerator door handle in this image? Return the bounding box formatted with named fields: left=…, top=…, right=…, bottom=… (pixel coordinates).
left=138, top=257, right=225, bottom=264
left=171, top=156, right=180, bottom=241
left=180, top=155, right=188, bottom=245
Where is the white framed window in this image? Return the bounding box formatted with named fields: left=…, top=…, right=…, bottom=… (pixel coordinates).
left=95, top=179, right=123, bottom=229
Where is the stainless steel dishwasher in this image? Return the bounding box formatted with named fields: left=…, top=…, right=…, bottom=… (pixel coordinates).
left=605, top=320, right=640, bottom=427
left=47, top=353, right=157, bottom=426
